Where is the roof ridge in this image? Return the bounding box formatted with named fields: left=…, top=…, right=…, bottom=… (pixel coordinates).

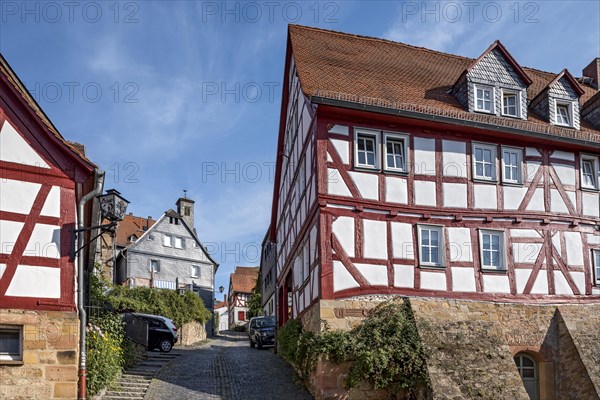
left=288, top=24, right=565, bottom=78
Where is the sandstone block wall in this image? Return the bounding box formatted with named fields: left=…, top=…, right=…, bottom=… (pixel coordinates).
left=0, top=309, right=79, bottom=400
left=177, top=321, right=207, bottom=346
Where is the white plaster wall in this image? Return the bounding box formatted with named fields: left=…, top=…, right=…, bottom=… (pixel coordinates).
left=0, top=179, right=42, bottom=215
left=0, top=121, right=50, bottom=168
left=564, top=231, right=584, bottom=266
left=348, top=171, right=379, bottom=200
left=451, top=267, right=476, bottom=292
left=420, top=271, right=446, bottom=291
left=474, top=184, right=497, bottom=209
left=26, top=224, right=60, bottom=259
left=443, top=183, right=467, bottom=208
left=510, top=229, right=541, bottom=238
left=0, top=220, right=24, bottom=254
left=354, top=263, right=388, bottom=286
left=515, top=269, right=531, bottom=293
left=447, top=227, right=472, bottom=262
left=5, top=265, right=60, bottom=298
left=414, top=180, right=436, bottom=206
left=442, top=140, right=467, bottom=177
left=330, top=139, right=349, bottom=164
left=332, top=216, right=355, bottom=257
left=526, top=189, right=545, bottom=212
left=0, top=263, right=5, bottom=279
left=526, top=147, right=541, bottom=157
left=394, top=264, right=414, bottom=288
left=363, top=220, right=387, bottom=259
left=391, top=222, right=414, bottom=259
left=551, top=151, right=574, bottom=161
left=552, top=164, right=576, bottom=186
left=554, top=271, right=573, bottom=295
left=328, top=125, right=348, bottom=135
left=333, top=261, right=359, bottom=292
left=385, top=176, right=408, bottom=204
left=588, top=234, right=600, bottom=245
left=504, top=186, right=527, bottom=210
left=327, top=168, right=352, bottom=197
left=40, top=186, right=61, bottom=218
left=311, top=266, right=319, bottom=300
left=582, top=192, right=599, bottom=217
left=525, top=162, right=541, bottom=182
left=530, top=270, right=548, bottom=294
left=571, top=271, right=586, bottom=294
left=513, top=243, right=542, bottom=264
left=550, top=189, right=569, bottom=214
left=551, top=233, right=562, bottom=257
left=483, top=274, right=510, bottom=293
left=413, top=137, right=436, bottom=175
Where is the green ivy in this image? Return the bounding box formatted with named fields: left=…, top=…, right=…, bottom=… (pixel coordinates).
left=86, top=312, right=125, bottom=397
left=247, top=272, right=263, bottom=319
left=277, top=300, right=429, bottom=395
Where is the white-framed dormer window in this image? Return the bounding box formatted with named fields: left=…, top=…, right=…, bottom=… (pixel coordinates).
left=0, top=325, right=23, bottom=362
left=474, top=84, right=494, bottom=113
left=472, top=142, right=497, bottom=181
left=150, top=259, right=160, bottom=273
left=555, top=101, right=573, bottom=127
left=383, top=132, right=409, bottom=173
left=163, top=234, right=172, bottom=247
left=501, top=89, right=520, bottom=118
left=174, top=237, right=184, bottom=249
left=354, top=128, right=380, bottom=169
left=417, top=225, right=444, bottom=268
left=501, top=146, right=523, bottom=185
left=479, top=229, right=506, bottom=270
left=593, top=250, right=600, bottom=286
left=581, top=154, right=599, bottom=190
left=191, top=265, right=200, bottom=278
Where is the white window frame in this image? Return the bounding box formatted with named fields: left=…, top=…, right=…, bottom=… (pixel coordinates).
left=191, top=265, right=200, bottom=278
left=593, top=249, right=600, bottom=286
left=580, top=154, right=599, bottom=190
left=501, top=89, right=520, bottom=118
left=0, top=325, right=23, bottom=362
left=174, top=237, right=184, bottom=249
left=474, top=84, right=495, bottom=114
left=555, top=101, right=574, bottom=127
left=354, top=128, right=380, bottom=170
left=150, top=259, right=160, bottom=274
left=501, top=146, right=523, bottom=185
left=163, top=234, right=172, bottom=247
left=383, top=132, right=409, bottom=173
left=417, top=225, right=445, bottom=268
left=479, top=229, right=506, bottom=271
left=472, top=142, right=498, bottom=182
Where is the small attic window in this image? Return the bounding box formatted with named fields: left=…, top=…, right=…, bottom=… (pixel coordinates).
left=474, top=85, right=494, bottom=113
left=555, top=102, right=573, bottom=127
left=501, top=90, right=520, bottom=118
left=129, top=235, right=137, bottom=242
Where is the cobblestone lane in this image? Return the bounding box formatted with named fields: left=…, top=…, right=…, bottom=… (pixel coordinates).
left=145, top=332, right=313, bottom=400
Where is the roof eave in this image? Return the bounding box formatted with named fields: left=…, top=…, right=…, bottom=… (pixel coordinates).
left=310, top=96, right=600, bottom=149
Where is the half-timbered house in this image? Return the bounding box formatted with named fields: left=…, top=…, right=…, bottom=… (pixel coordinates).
left=227, top=266, right=258, bottom=329
left=270, top=26, right=600, bottom=399
left=0, top=55, right=99, bottom=399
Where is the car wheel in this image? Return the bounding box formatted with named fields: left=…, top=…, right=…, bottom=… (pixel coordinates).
left=250, top=339, right=255, bottom=348
left=159, top=338, right=173, bottom=352
left=257, top=339, right=263, bottom=350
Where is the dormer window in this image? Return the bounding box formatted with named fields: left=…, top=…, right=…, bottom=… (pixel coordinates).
left=502, top=90, right=519, bottom=117
left=475, top=85, right=494, bottom=113
left=555, top=102, right=573, bottom=127
left=581, top=155, right=599, bottom=190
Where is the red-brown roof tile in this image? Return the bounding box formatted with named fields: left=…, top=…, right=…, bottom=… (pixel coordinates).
left=230, top=267, right=259, bottom=294
left=288, top=25, right=600, bottom=144
left=113, top=214, right=156, bottom=247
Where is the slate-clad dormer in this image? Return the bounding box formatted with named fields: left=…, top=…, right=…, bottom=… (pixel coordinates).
left=452, top=41, right=532, bottom=120
left=530, top=69, right=584, bottom=129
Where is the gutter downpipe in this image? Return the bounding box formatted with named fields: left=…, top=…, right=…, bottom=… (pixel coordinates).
left=77, top=169, right=105, bottom=400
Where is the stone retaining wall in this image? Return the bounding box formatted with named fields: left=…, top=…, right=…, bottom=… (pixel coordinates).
left=177, top=321, right=207, bottom=346
left=0, top=309, right=79, bottom=400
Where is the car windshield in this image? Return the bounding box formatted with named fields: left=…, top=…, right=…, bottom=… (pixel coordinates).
left=254, top=317, right=276, bottom=328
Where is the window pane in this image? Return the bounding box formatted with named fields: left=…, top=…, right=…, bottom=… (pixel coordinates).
left=387, top=154, right=394, bottom=167
left=0, top=331, right=20, bottom=355
left=430, top=231, right=439, bottom=247
left=367, top=153, right=375, bottom=166
left=484, top=164, right=492, bottom=177
left=358, top=139, right=365, bottom=151
left=421, top=246, right=430, bottom=263
left=358, top=152, right=366, bottom=165
left=483, top=251, right=491, bottom=266
left=422, top=229, right=429, bottom=244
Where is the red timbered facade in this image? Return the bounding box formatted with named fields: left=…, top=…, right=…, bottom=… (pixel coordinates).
left=0, top=55, right=98, bottom=399
left=227, top=266, right=259, bottom=328
left=271, top=26, right=600, bottom=328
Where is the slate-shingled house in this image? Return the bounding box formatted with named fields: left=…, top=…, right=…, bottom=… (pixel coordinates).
left=269, top=25, right=600, bottom=399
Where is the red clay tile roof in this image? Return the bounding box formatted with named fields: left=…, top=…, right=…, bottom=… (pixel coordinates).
left=113, top=214, right=156, bottom=247
left=215, top=300, right=228, bottom=310
left=230, top=267, right=259, bottom=294
left=288, top=25, right=600, bottom=144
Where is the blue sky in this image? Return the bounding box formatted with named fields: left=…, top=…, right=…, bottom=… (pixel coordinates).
left=1, top=0, right=598, bottom=300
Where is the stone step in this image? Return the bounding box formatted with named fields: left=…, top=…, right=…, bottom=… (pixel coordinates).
left=116, top=381, right=149, bottom=388
left=103, top=397, right=144, bottom=400
left=103, top=391, right=145, bottom=397
left=121, top=374, right=153, bottom=380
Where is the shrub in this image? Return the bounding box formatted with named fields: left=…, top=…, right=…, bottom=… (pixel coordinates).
left=86, top=312, right=125, bottom=397
left=277, top=300, right=429, bottom=395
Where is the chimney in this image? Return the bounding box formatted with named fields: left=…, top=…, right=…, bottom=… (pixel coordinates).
left=582, top=58, right=600, bottom=89
left=176, top=196, right=195, bottom=230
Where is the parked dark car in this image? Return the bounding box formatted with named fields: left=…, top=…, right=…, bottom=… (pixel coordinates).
left=248, top=316, right=276, bottom=349
left=132, top=313, right=178, bottom=352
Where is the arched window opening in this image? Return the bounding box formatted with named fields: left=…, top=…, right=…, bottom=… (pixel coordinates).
left=514, top=353, right=539, bottom=400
